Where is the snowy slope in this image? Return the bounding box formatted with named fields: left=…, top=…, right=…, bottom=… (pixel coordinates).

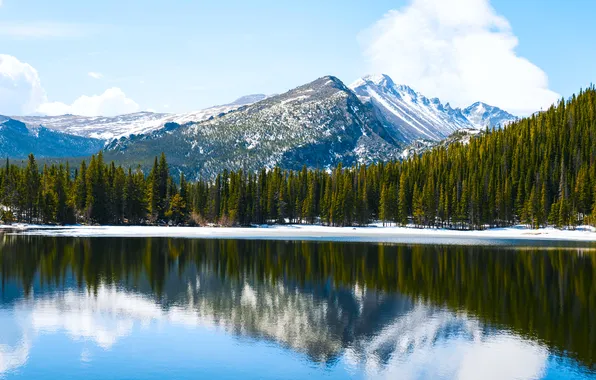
left=14, top=112, right=170, bottom=141
left=13, top=94, right=267, bottom=141
left=350, top=74, right=517, bottom=143
left=463, top=101, right=517, bottom=129
left=104, top=76, right=403, bottom=179
left=13, top=73, right=517, bottom=148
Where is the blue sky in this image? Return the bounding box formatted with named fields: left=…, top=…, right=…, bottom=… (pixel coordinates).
left=0, top=0, right=594, bottom=116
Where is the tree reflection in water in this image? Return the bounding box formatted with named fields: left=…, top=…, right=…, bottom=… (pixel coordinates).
left=0, top=236, right=594, bottom=373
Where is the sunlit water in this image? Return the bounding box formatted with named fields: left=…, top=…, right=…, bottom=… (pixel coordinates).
left=0, top=236, right=594, bottom=379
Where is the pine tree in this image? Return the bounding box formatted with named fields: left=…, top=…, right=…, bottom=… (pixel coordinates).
left=397, top=172, right=408, bottom=226
left=74, top=161, right=87, bottom=217
left=379, top=184, right=389, bottom=226
left=23, top=154, right=40, bottom=223
left=149, top=156, right=159, bottom=220
left=302, top=175, right=317, bottom=224
left=412, top=184, right=424, bottom=227
left=165, top=193, right=186, bottom=225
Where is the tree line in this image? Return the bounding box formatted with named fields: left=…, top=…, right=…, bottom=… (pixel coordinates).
left=1, top=86, right=595, bottom=228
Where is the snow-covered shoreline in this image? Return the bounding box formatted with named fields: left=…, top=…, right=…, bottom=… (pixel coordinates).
left=2, top=224, right=596, bottom=244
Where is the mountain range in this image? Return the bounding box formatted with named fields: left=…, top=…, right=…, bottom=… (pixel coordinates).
left=3, top=74, right=518, bottom=176
left=14, top=94, right=268, bottom=141
left=104, top=76, right=403, bottom=179
left=350, top=74, right=516, bottom=142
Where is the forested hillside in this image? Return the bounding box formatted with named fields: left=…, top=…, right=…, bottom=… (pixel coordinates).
left=1, top=87, right=594, bottom=229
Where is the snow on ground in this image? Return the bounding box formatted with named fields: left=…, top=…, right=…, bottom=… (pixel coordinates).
left=2, top=224, right=596, bottom=244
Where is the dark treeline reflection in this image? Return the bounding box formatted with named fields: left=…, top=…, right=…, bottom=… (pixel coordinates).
left=0, top=236, right=594, bottom=368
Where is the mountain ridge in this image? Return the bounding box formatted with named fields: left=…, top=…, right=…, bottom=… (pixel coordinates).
left=350, top=74, right=517, bottom=143
left=2, top=74, right=520, bottom=176
left=12, top=94, right=268, bottom=141
left=104, top=75, right=404, bottom=179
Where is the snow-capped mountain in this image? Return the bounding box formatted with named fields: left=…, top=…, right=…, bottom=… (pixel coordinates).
left=14, top=112, right=170, bottom=141
left=104, top=76, right=403, bottom=179
left=13, top=94, right=268, bottom=141
left=3, top=73, right=521, bottom=171
left=13, top=75, right=516, bottom=147
left=350, top=74, right=517, bottom=143
left=0, top=116, right=104, bottom=158
left=463, top=101, right=517, bottom=129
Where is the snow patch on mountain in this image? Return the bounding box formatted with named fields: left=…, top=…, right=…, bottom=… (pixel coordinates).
left=350, top=74, right=517, bottom=143
left=463, top=102, right=517, bottom=129
left=13, top=94, right=268, bottom=141
left=104, top=76, right=403, bottom=180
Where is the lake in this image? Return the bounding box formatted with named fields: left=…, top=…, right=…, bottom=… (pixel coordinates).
left=0, top=236, right=594, bottom=379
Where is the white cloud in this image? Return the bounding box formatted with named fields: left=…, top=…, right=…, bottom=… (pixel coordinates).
left=360, top=0, right=560, bottom=115
left=38, top=87, right=140, bottom=116
left=0, top=54, right=46, bottom=115
left=0, top=54, right=139, bottom=116
left=343, top=303, right=548, bottom=380
left=88, top=71, right=103, bottom=79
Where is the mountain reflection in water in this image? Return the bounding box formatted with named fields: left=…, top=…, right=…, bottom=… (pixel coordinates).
left=0, top=236, right=594, bottom=379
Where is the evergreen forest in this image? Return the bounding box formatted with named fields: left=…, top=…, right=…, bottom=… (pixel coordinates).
left=1, top=87, right=595, bottom=229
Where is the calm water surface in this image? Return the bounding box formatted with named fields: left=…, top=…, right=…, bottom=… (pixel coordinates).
left=0, top=236, right=594, bottom=379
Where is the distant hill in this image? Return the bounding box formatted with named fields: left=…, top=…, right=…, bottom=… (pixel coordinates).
left=13, top=94, right=268, bottom=140
left=0, top=116, right=104, bottom=159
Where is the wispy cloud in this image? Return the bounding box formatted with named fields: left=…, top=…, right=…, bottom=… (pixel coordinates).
left=0, top=22, right=104, bottom=39
left=88, top=72, right=103, bottom=79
